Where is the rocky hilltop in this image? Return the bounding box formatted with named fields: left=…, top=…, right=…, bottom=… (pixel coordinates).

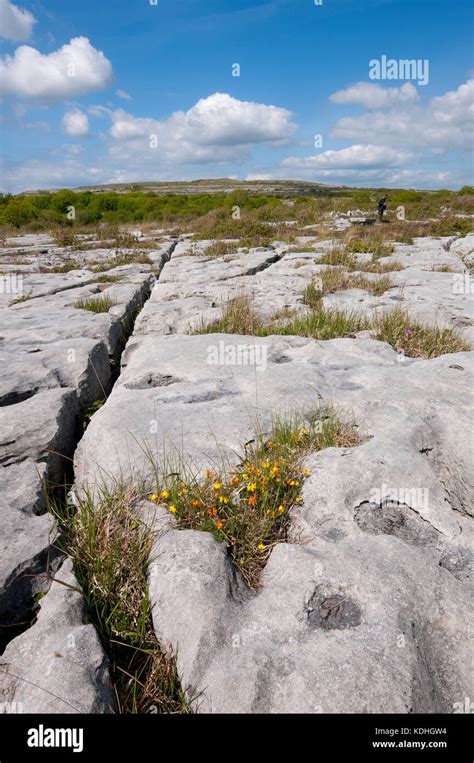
left=1, top=223, right=473, bottom=714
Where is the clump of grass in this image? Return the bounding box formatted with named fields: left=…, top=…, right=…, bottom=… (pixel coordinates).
left=151, top=411, right=360, bottom=588
left=303, top=279, right=323, bottom=308
left=352, top=273, right=393, bottom=295
left=346, top=237, right=394, bottom=258
left=52, top=231, right=80, bottom=248
left=75, top=295, right=117, bottom=313
left=94, top=274, right=123, bottom=283
left=304, top=269, right=392, bottom=303
left=318, top=244, right=403, bottom=273
left=196, top=294, right=368, bottom=339
left=317, top=245, right=357, bottom=269
left=190, top=209, right=273, bottom=247
left=48, top=484, right=190, bottom=713
left=372, top=307, right=471, bottom=358
left=273, top=307, right=369, bottom=339
left=358, top=259, right=404, bottom=273
left=203, top=240, right=239, bottom=259
left=431, top=264, right=455, bottom=272
left=51, top=261, right=79, bottom=273
left=195, top=294, right=263, bottom=334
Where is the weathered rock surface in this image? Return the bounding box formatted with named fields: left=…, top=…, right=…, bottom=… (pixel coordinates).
left=2, top=229, right=473, bottom=714
left=74, top=232, right=473, bottom=713
left=0, top=559, right=115, bottom=713
left=0, top=234, right=174, bottom=648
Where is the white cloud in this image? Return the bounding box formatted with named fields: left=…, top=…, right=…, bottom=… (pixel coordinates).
left=330, top=81, right=419, bottom=109
left=0, top=156, right=102, bottom=193
left=62, top=108, right=89, bottom=137
left=116, top=88, right=132, bottom=101
left=281, top=144, right=412, bottom=171
left=332, top=79, right=474, bottom=149
left=0, top=36, right=113, bottom=101
left=0, top=0, right=36, bottom=41
left=106, top=92, right=296, bottom=164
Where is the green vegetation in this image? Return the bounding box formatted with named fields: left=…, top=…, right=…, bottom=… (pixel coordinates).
left=150, top=410, right=360, bottom=588
left=203, top=240, right=239, bottom=259
left=2, top=184, right=471, bottom=236
left=195, top=295, right=369, bottom=339
left=74, top=295, right=117, bottom=313
left=304, top=270, right=393, bottom=305
left=47, top=483, right=190, bottom=713
left=196, top=294, right=470, bottom=359
left=372, top=307, right=470, bottom=359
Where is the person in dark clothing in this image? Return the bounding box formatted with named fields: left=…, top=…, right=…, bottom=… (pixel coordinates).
left=377, top=193, right=388, bottom=221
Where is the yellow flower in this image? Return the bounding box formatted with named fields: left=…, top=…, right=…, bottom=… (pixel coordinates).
left=295, top=496, right=303, bottom=503
left=213, top=482, right=222, bottom=490
left=160, top=490, right=169, bottom=499
left=278, top=505, right=285, bottom=513
left=302, top=468, right=311, bottom=476
left=262, top=460, right=270, bottom=469
left=247, top=482, right=257, bottom=492
left=258, top=543, right=266, bottom=550
left=301, top=427, right=309, bottom=436
left=242, top=473, right=249, bottom=480
left=169, top=505, right=177, bottom=513
left=149, top=493, right=158, bottom=503
left=218, top=495, right=229, bottom=504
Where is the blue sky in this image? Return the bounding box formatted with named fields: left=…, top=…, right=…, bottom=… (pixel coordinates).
left=0, top=0, right=473, bottom=192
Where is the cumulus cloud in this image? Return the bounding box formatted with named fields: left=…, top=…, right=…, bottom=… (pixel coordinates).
left=330, top=81, right=419, bottom=109
left=0, top=0, right=36, bottom=41
left=0, top=156, right=103, bottom=193
left=332, top=79, right=474, bottom=149
left=106, top=92, right=296, bottom=164
left=281, top=144, right=412, bottom=171
left=0, top=36, right=113, bottom=101
left=62, top=108, right=89, bottom=137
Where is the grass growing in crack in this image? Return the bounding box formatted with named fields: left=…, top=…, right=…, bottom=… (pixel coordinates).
left=372, top=306, right=471, bottom=358
left=150, top=411, right=360, bottom=588
left=75, top=295, right=117, bottom=313
left=196, top=294, right=263, bottom=334
left=305, top=269, right=393, bottom=303
left=359, top=259, right=404, bottom=273
left=195, top=294, right=368, bottom=339
left=203, top=240, right=239, bottom=259
left=195, top=294, right=470, bottom=358
left=345, top=236, right=394, bottom=258
left=47, top=484, right=190, bottom=714
left=273, top=307, right=369, bottom=339
left=317, top=245, right=403, bottom=273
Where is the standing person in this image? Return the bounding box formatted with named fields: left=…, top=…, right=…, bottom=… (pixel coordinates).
left=377, top=193, right=388, bottom=221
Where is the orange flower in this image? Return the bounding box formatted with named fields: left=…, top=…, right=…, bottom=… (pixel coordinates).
left=191, top=499, right=201, bottom=507
left=248, top=495, right=257, bottom=507
left=217, top=519, right=223, bottom=530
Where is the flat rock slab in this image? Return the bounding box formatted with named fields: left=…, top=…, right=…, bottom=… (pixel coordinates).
left=75, top=329, right=473, bottom=713
left=0, top=560, right=114, bottom=713
left=0, top=234, right=171, bottom=648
